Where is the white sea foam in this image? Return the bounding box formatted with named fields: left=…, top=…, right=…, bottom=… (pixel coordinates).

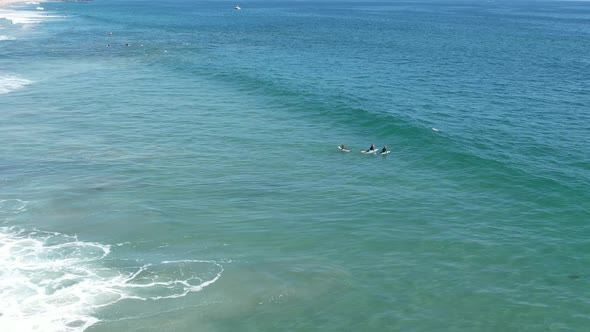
left=0, top=199, right=28, bottom=214
left=0, top=35, right=16, bottom=41
left=0, top=227, right=224, bottom=332
left=0, top=8, right=62, bottom=25
left=0, top=74, right=32, bottom=94
left=0, top=9, right=46, bottom=25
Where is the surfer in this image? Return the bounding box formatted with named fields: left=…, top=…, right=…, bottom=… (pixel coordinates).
left=338, top=144, right=351, bottom=152
left=381, top=146, right=388, bottom=153
left=367, top=144, right=375, bottom=152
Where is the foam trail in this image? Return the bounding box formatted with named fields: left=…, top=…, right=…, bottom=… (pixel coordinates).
left=0, top=227, right=224, bottom=332
left=0, top=199, right=28, bottom=214
left=0, top=74, right=32, bottom=94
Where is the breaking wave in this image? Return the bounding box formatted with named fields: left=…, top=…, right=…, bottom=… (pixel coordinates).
left=0, top=227, right=224, bottom=332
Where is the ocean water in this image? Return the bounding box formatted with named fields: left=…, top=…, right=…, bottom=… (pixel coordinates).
left=1, top=0, right=590, bottom=330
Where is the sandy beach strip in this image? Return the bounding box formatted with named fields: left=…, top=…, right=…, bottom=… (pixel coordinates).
left=0, top=0, right=41, bottom=8
left=0, top=0, right=90, bottom=8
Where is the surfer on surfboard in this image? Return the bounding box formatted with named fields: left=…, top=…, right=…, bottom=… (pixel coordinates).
left=361, top=144, right=376, bottom=154
left=381, top=146, right=388, bottom=154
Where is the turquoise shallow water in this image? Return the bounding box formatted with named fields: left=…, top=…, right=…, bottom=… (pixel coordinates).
left=1, top=0, right=590, bottom=331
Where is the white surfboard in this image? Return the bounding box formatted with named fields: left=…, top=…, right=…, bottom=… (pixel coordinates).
left=338, top=146, right=350, bottom=152
left=361, top=150, right=377, bottom=154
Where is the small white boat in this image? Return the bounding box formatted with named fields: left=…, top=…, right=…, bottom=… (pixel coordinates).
left=234, top=6, right=241, bottom=10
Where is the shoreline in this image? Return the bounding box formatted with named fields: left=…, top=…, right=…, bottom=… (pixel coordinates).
left=0, top=0, right=43, bottom=8
left=1, top=0, right=90, bottom=8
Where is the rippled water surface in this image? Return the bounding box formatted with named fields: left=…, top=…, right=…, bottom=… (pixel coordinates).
left=1, top=1, right=589, bottom=331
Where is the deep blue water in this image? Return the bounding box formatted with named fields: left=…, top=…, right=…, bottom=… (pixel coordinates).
left=1, top=1, right=590, bottom=331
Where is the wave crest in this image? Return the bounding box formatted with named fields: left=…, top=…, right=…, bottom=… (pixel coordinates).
left=0, top=74, right=32, bottom=94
